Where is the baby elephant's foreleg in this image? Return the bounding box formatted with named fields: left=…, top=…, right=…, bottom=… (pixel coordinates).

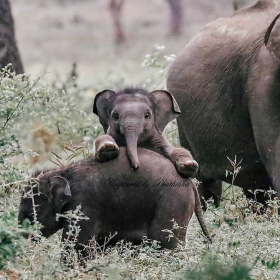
left=170, top=148, right=198, bottom=177
left=95, top=135, right=119, bottom=162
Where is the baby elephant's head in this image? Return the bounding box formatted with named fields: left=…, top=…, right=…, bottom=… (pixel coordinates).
left=18, top=174, right=72, bottom=238
left=93, top=87, right=181, bottom=169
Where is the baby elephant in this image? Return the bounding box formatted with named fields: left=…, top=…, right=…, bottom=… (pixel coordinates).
left=19, top=148, right=211, bottom=262
left=93, top=87, right=198, bottom=177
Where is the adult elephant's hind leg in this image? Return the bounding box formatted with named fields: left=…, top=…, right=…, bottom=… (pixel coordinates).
left=243, top=186, right=274, bottom=213
left=199, top=179, right=222, bottom=209
left=175, top=119, right=222, bottom=207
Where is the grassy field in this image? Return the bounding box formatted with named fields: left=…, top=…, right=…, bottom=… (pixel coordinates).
left=1, top=0, right=280, bottom=279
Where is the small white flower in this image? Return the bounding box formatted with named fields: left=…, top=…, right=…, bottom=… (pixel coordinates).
left=141, top=62, right=147, bottom=68
left=155, top=44, right=165, bottom=51
left=83, top=136, right=91, bottom=143
left=164, top=56, right=173, bottom=62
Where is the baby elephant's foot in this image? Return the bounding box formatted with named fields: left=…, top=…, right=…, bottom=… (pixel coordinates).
left=96, top=141, right=119, bottom=162
left=176, top=159, right=199, bottom=178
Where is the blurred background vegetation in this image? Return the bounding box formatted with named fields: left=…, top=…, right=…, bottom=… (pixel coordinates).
left=12, top=0, right=256, bottom=87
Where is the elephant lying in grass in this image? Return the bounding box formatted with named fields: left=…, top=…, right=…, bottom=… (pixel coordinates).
left=167, top=0, right=280, bottom=207
left=18, top=148, right=211, bottom=262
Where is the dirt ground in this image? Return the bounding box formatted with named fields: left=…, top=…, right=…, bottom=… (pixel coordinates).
left=10, top=0, right=257, bottom=88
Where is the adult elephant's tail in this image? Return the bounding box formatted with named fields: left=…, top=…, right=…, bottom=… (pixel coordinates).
left=193, top=183, right=212, bottom=243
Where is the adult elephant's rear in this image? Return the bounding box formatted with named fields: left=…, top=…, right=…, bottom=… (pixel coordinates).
left=167, top=0, right=280, bottom=206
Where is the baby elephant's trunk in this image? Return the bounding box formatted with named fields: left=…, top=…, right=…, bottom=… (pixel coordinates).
left=124, top=130, right=140, bottom=170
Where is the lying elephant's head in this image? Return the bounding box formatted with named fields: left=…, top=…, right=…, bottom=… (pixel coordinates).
left=93, top=87, right=181, bottom=168
left=18, top=174, right=72, bottom=237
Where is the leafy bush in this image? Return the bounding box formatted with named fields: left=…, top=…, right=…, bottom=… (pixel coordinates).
left=0, top=212, right=32, bottom=270
left=182, top=254, right=252, bottom=280
left=0, top=64, right=102, bottom=185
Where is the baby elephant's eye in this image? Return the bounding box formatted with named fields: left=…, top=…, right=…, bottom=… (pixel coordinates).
left=112, top=111, right=119, bottom=120
left=145, top=112, right=150, bottom=119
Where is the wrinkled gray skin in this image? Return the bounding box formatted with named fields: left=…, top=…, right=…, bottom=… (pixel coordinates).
left=93, top=87, right=198, bottom=178
left=0, top=0, right=24, bottom=74
left=167, top=0, right=280, bottom=207
left=18, top=148, right=211, bottom=263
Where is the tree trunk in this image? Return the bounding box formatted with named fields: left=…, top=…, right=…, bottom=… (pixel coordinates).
left=109, top=0, right=126, bottom=45
left=166, top=0, right=183, bottom=36
left=0, top=0, right=24, bottom=74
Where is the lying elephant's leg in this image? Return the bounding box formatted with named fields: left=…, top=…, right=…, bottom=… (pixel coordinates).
left=61, top=219, right=101, bottom=266
left=95, top=135, right=119, bottom=162
left=147, top=194, right=192, bottom=249
left=170, top=147, right=199, bottom=178
left=148, top=216, right=185, bottom=249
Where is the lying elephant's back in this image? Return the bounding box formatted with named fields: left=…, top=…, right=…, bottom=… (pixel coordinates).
left=72, top=147, right=181, bottom=179
left=70, top=147, right=192, bottom=201
left=69, top=148, right=194, bottom=231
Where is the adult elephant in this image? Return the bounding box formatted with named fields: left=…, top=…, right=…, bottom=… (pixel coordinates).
left=166, top=0, right=280, bottom=206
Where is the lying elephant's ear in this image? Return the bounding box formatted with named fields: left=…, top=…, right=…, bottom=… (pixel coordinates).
left=93, top=90, right=116, bottom=133
left=149, top=90, right=181, bottom=133
left=265, top=13, right=280, bottom=63
left=49, top=176, right=72, bottom=213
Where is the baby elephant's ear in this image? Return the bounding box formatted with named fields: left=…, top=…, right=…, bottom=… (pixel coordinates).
left=265, top=13, right=280, bottom=63
left=93, top=90, right=116, bottom=133
left=49, top=176, right=72, bottom=213
left=149, top=90, right=181, bottom=133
